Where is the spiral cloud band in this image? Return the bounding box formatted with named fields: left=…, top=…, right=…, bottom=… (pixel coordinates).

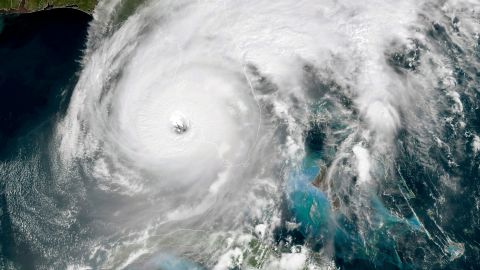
left=39, top=0, right=480, bottom=268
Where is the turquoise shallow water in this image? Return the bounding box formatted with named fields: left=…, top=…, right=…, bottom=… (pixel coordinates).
left=1, top=4, right=480, bottom=270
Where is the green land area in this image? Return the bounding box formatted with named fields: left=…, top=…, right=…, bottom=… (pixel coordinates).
left=0, top=0, right=97, bottom=13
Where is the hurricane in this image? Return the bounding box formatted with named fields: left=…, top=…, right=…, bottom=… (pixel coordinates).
left=1, top=0, right=480, bottom=269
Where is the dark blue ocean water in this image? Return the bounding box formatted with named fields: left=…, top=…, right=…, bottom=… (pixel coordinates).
left=0, top=9, right=91, bottom=269
left=0, top=6, right=479, bottom=270
left=0, top=8, right=90, bottom=155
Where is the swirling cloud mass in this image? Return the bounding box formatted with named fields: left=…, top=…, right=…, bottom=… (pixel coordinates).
left=3, top=0, right=480, bottom=269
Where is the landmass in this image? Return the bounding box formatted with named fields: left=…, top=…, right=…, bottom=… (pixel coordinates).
left=0, top=0, right=96, bottom=14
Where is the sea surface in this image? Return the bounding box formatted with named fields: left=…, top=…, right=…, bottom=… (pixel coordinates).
left=0, top=8, right=90, bottom=269
left=1, top=2, right=480, bottom=270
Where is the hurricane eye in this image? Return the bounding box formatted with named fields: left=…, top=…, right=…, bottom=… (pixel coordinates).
left=169, top=111, right=190, bottom=135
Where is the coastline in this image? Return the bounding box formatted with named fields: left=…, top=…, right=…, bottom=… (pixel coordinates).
left=0, top=1, right=96, bottom=15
